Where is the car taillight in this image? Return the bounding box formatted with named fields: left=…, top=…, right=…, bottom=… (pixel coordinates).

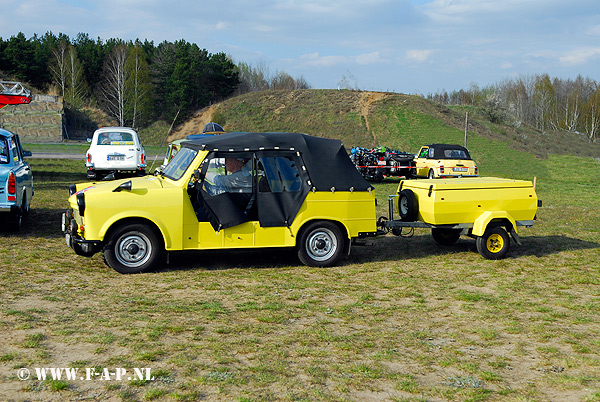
left=8, top=171, right=15, bottom=195
left=475, top=166, right=478, bottom=175
left=141, top=154, right=145, bottom=164
left=439, top=165, right=445, bottom=174
left=87, top=153, right=92, bottom=163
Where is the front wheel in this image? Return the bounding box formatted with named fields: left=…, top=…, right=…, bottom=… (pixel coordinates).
left=476, top=227, right=510, bottom=260
left=297, top=221, right=344, bottom=267
left=104, top=223, right=164, bottom=274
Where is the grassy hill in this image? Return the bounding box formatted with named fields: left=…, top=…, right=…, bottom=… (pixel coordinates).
left=167, top=89, right=600, bottom=181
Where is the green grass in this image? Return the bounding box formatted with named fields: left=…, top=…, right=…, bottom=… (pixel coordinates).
left=2, top=115, right=600, bottom=401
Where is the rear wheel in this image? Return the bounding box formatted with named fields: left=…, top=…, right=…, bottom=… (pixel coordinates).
left=104, top=223, right=164, bottom=274
left=8, top=211, right=22, bottom=232
left=431, top=228, right=461, bottom=245
left=428, top=169, right=436, bottom=179
left=297, top=221, right=344, bottom=267
left=476, top=227, right=510, bottom=259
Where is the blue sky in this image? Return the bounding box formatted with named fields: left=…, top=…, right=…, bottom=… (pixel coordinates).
left=1, top=0, right=599, bottom=94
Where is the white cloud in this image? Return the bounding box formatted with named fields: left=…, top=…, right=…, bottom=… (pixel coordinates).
left=299, top=52, right=348, bottom=67
left=405, top=49, right=433, bottom=63
left=355, top=51, right=388, bottom=65
left=559, top=47, right=600, bottom=66
left=500, top=61, right=513, bottom=69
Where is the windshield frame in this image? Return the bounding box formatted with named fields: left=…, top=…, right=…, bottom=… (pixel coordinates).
left=161, top=147, right=199, bottom=181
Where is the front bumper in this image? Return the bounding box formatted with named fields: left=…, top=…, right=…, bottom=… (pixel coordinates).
left=62, top=209, right=102, bottom=257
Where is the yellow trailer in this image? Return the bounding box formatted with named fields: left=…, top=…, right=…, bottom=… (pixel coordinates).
left=380, top=177, right=540, bottom=259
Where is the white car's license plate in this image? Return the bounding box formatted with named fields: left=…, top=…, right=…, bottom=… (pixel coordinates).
left=453, top=167, right=468, bottom=172
left=108, top=155, right=125, bottom=161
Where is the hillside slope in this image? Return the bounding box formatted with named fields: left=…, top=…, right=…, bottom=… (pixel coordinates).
left=169, top=89, right=600, bottom=179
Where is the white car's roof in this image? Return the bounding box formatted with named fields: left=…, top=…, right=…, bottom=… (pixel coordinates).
left=93, top=127, right=138, bottom=135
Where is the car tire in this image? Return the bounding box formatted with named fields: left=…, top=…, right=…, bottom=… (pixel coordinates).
left=8, top=211, right=22, bottom=232
left=431, top=228, right=461, bottom=246
left=297, top=221, right=344, bottom=267
left=398, top=189, right=418, bottom=222
left=476, top=226, right=510, bottom=260
left=428, top=169, right=436, bottom=179
left=104, top=223, right=164, bottom=274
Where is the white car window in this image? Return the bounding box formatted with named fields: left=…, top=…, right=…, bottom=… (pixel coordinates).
left=97, top=132, right=135, bottom=145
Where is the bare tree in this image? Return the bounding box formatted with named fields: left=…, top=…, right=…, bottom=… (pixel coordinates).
left=50, top=41, right=87, bottom=107
left=65, top=45, right=87, bottom=107
left=582, top=85, right=600, bottom=142
left=101, top=45, right=128, bottom=126
left=125, top=43, right=151, bottom=128
left=50, top=41, right=68, bottom=97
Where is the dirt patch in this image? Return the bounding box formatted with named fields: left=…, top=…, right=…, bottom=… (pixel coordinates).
left=168, top=105, right=218, bottom=142
left=359, top=92, right=388, bottom=144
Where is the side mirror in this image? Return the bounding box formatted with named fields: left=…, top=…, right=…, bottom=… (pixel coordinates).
left=113, top=180, right=132, bottom=192
left=87, top=138, right=92, bottom=143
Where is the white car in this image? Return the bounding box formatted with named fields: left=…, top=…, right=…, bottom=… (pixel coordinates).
left=85, top=127, right=146, bottom=180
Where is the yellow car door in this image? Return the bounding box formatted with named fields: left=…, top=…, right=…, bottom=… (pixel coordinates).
left=415, top=146, right=429, bottom=177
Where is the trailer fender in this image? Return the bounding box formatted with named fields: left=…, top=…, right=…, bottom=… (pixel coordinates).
left=472, top=211, right=517, bottom=237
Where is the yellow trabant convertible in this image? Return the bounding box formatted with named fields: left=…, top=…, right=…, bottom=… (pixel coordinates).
left=62, top=132, right=377, bottom=274
left=381, top=177, right=539, bottom=259
left=415, top=144, right=478, bottom=179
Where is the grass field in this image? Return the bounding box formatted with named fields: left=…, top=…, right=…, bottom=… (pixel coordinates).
left=0, top=151, right=599, bottom=402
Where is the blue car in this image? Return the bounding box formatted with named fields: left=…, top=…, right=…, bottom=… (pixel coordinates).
left=0, top=128, right=33, bottom=231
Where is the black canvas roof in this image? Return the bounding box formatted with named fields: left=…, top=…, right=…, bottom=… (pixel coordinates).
left=427, top=144, right=472, bottom=160
left=183, top=132, right=373, bottom=192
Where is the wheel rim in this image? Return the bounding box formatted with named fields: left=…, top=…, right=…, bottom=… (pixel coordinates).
left=115, top=232, right=152, bottom=268
left=306, top=228, right=338, bottom=262
left=486, top=233, right=504, bottom=253
left=400, top=196, right=408, bottom=215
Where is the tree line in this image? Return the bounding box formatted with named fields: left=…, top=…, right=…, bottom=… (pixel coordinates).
left=425, top=74, right=600, bottom=142
left=0, top=32, right=309, bottom=128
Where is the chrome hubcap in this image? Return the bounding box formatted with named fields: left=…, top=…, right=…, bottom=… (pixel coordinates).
left=306, top=228, right=337, bottom=262
left=116, top=233, right=151, bottom=267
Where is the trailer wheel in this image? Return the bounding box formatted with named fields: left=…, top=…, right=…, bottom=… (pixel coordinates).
left=432, top=228, right=461, bottom=245
left=476, top=227, right=510, bottom=259
left=297, top=221, right=344, bottom=267
left=398, top=189, right=418, bottom=222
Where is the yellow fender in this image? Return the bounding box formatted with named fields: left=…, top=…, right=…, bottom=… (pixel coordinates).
left=98, top=211, right=174, bottom=249
left=472, top=211, right=518, bottom=237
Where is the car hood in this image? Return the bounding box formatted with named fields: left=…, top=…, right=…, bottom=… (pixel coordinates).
left=72, top=175, right=166, bottom=197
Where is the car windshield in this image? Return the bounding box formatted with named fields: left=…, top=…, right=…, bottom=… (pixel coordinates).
left=0, top=138, right=9, bottom=164
left=162, top=147, right=198, bottom=180
left=97, top=132, right=135, bottom=145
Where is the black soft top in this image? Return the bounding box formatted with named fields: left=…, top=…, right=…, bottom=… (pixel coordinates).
left=427, top=144, right=472, bottom=160
left=183, top=132, right=373, bottom=191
